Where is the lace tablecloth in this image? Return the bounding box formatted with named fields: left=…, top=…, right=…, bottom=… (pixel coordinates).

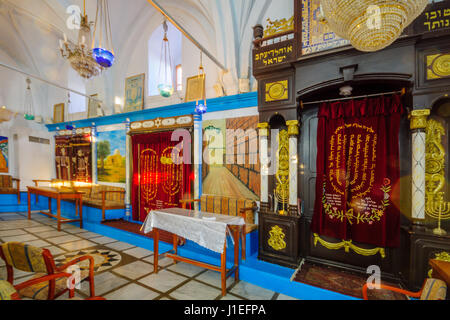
left=141, top=207, right=245, bottom=253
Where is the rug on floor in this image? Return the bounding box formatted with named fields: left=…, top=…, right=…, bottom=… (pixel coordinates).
left=54, top=249, right=122, bottom=273
left=101, top=219, right=184, bottom=245
left=292, top=261, right=408, bottom=300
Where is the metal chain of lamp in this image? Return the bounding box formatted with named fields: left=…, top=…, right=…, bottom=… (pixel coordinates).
left=23, top=78, right=35, bottom=121
left=92, top=0, right=115, bottom=68
left=320, top=0, right=429, bottom=52
left=195, top=52, right=207, bottom=115
left=158, top=20, right=175, bottom=98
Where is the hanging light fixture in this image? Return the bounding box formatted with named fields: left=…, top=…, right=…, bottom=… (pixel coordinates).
left=92, top=0, right=115, bottom=68
left=59, top=0, right=103, bottom=79
left=65, top=93, right=74, bottom=131
left=195, top=52, right=207, bottom=115
left=158, top=20, right=175, bottom=98
left=24, top=78, right=35, bottom=121
left=320, top=1, right=429, bottom=52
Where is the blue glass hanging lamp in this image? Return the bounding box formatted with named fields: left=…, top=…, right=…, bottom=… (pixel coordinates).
left=158, top=20, right=174, bottom=98
left=195, top=52, right=207, bottom=115
left=92, top=0, right=115, bottom=68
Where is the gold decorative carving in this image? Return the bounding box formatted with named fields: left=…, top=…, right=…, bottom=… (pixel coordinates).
left=427, top=53, right=450, bottom=80
left=425, top=119, right=450, bottom=234
left=275, top=130, right=289, bottom=215
left=286, top=120, right=299, bottom=137
left=428, top=251, right=450, bottom=278
left=268, top=225, right=287, bottom=251
left=313, top=233, right=386, bottom=258
left=257, top=123, right=270, bottom=137
left=410, top=109, right=431, bottom=130
left=264, top=16, right=294, bottom=38
left=265, top=80, right=288, bottom=102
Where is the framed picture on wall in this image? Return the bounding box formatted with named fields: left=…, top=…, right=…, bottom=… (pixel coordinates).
left=87, top=94, right=100, bottom=118
left=185, top=74, right=205, bottom=102
left=124, top=73, right=145, bottom=113
left=53, top=103, right=65, bottom=123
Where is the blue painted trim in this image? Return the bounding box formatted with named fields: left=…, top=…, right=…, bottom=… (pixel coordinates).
left=46, top=92, right=258, bottom=132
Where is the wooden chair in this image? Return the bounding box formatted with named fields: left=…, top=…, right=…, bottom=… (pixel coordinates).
left=0, top=242, right=97, bottom=300
left=180, top=198, right=258, bottom=261
left=0, top=280, right=105, bottom=300
left=0, top=175, right=20, bottom=204
left=362, top=278, right=447, bottom=300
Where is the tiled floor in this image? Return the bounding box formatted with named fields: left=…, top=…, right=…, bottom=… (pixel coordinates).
left=0, top=212, right=298, bottom=301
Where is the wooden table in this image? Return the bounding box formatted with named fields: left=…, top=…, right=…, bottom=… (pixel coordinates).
left=27, top=186, right=84, bottom=231
left=429, top=259, right=450, bottom=286
left=142, top=208, right=244, bottom=296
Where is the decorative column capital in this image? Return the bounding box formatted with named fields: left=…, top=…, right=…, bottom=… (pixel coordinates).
left=258, top=122, right=270, bottom=137
left=410, top=109, right=431, bottom=130
left=286, top=120, right=299, bottom=137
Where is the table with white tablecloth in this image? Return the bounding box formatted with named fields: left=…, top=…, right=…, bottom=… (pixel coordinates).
left=141, top=207, right=245, bottom=296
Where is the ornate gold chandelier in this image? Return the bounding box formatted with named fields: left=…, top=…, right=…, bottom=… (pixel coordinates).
left=320, top=0, right=429, bottom=52
left=59, top=2, right=103, bottom=79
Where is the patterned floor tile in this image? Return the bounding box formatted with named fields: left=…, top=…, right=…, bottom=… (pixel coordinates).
left=167, top=262, right=206, bottom=277
left=195, top=270, right=235, bottom=289
left=35, top=230, right=69, bottom=238
left=104, top=241, right=135, bottom=251
left=143, top=256, right=172, bottom=268
left=139, top=270, right=188, bottom=293
left=230, top=281, right=276, bottom=300
left=90, top=236, right=117, bottom=245
left=24, top=239, right=52, bottom=248
left=78, top=232, right=103, bottom=239
left=25, top=226, right=56, bottom=233
left=79, top=271, right=129, bottom=296
left=0, top=229, right=28, bottom=237
left=112, top=261, right=153, bottom=280
left=277, top=293, right=298, bottom=300
left=170, top=280, right=222, bottom=300
left=220, top=293, right=244, bottom=300
left=0, top=234, right=38, bottom=243
left=104, top=283, right=160, bottom=300
left=44, top=246, right=67, bottom=256
left=59, top=240, right=98, bottom=251
left=47, top=235, right=82, bottom=244
left=123, top=247, right=153, bottom=259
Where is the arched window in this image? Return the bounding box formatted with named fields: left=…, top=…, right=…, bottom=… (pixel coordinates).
left=148, top=22, right=182, bottom=96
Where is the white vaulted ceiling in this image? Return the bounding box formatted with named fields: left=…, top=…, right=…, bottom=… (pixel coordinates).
left=0, top=0, right=292, bottom=119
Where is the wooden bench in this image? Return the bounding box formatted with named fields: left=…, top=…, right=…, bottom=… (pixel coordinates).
left=33, top=180, right=125, bottom=222
left=180, top=195, right=258, bottom=260
left=0, top=175, right=20, bottom=204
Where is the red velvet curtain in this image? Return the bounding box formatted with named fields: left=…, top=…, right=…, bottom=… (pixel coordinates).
left=131, top=131, right=192, bottom=222
left=311, top=95, right=404, bottom=248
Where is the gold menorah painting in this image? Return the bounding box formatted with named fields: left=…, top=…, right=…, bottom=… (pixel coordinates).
left=425, top=119, right=450, bottom=235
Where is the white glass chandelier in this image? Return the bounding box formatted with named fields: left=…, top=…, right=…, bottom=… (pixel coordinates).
left=320, top=0, right=429, bottom=52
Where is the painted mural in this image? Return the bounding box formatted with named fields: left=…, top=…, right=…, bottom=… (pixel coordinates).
left=202, top=115, right=260, bottom=201
left=0, top=136, right=8, bottom=173
left=301, top=0, right=350, bottom=55
left=97, top=130, right=126, bottom=183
